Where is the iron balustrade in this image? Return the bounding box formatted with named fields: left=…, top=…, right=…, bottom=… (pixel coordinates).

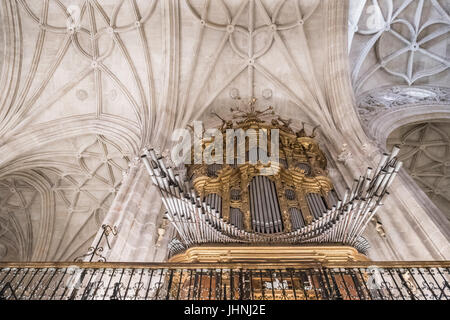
left=0, top=262, right=449, bottom=300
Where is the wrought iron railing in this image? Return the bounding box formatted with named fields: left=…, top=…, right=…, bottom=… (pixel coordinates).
left=0, top=262, right=449, bottom=300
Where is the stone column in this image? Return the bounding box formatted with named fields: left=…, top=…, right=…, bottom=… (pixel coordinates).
left=87, top=0, right=183, bottom=263
left=88, top=160, right=169, bottom=262
left=323, top=0, right=450, bottom=260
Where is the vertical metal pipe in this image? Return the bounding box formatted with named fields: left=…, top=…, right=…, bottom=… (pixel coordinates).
left=262, top=177, right=273, bottom=233
left=258, top=176, right=270, bottom=233
left=261, top=177, right=275, bottom=233
left=269, top=178, right=283, bottom=232
left=250, top=178, right=258, bottom=232
left=290, top=208, right=296, bottom=229
left=309, top=194, right=319, bottom=219
left=317, top=194, right=327, bottom=215
left=251, top=177, right=258, bottom=232
left=249, top=180, right=256, bottom=232
left=307, top=194, right=318, bottom=219
left=254, top=177, right=265, bottom=233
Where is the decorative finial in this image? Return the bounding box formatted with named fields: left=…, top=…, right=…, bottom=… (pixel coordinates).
left=230, top=97, right=276, bottom=125
left=311, top=125, right=321, bottom=138
left=297, top=122, right=307, bottom=137
left=211, top=112, right=233, bottom=130
left=277, top=116, right=293, bottom=132
left=296, top=122, right=320, bottom=138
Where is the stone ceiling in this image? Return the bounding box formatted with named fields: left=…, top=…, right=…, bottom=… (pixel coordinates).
left=0, top=0, right=448, bottom=261
left=1, top=0, right=349, bottom=261
left=387, top=121, right=450, bottom=222
left=349, top=0, right=449, bottom=135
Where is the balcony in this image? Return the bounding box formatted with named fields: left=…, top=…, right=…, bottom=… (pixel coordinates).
left=1, top=261, right=449, bottom=300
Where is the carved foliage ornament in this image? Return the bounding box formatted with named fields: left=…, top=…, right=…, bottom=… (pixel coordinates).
left=357, top=86, right=450, bottom=123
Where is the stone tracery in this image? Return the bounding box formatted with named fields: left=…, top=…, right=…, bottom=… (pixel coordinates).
left=357, top=85, right=450, bottom=125
left=0, top=134, right=129, bottom=261
left=350, top=0, right=449, bottom=92
left=387, top=122, right=450, bottom=221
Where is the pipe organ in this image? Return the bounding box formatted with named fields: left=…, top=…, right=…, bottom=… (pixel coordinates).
left=249, top=176, right=283, bottom=234
left=204, top=193, right=222, bottom=217
left=142, top=100, right=402, bottom=262
left=229, top=208, right=244, bottom=230
left=305, top=193, right=328, bottom=220
left=289, top=207, right=305, bottom=230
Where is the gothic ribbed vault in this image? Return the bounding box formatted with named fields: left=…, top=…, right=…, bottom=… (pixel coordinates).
left=0, top=0, right=449, bottom=262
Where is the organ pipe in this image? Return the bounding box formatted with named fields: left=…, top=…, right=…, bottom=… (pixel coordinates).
left=142, top=106, right=402, bottom=256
